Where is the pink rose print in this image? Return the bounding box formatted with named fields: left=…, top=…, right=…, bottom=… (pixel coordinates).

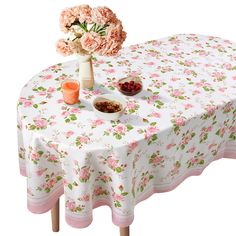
left=66, top=199, right=85, bottom=212
left=93, top=186, right=109, bottom=197
left=27, top=115, right=56, bottom=130
left=178, top=130, right=195, bottom=150
left=78, top=194, right=90, bottom=202
left=149, top=151, right=165, bottom=167
left=65, top=130, right=74, bottom=138
left=91, top=119, right=105, bottom=128
left=37, top=174, right=62, bottom=193
left=212, top=71, right=226, bottom=82
left=169, top=161, right=181, bottom=177
left=137, top=171, right=154, bottom=192
left=187, top=152, right=205, bottom=168
left=79, top=167, right=91, bottom=182
left=75, top=133, right=91, bottom=148
left=100, top=154, right=127, bottom=173
left=35, top=118, right=48, bottom=129
left=73, top=161, right=94, bottom=183
left=111, top=185, right=128, bottom=208
left=41, top=74, right=53, bottom=80
left=96, top=171, right=112, bottom=183
left=61, top=106, right=81, bottom=123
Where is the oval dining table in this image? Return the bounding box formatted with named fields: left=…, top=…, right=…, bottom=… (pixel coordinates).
left=17, top=34, right=236, bottom=235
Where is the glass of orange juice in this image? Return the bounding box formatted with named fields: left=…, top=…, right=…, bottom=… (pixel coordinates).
left=61, top=80, right=80, bottom=105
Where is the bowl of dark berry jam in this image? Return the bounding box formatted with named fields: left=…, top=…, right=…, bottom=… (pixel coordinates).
left=117, top=77, right=142, bottom=96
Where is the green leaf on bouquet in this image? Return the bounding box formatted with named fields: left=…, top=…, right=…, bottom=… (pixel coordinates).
left=33, top=104, right=38, bottom=108
left=121, top=192, right=128, bottom=196
left=68, top=184, right=73, bottom=190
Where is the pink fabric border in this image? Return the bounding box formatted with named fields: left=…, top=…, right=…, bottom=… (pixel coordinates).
left=25, top=149, right=236, bottom=228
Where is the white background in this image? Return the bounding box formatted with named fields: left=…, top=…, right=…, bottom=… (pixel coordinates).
left=0, top=0, right=236, bottom=235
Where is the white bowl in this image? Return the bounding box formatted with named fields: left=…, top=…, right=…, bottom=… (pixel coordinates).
left=92, top=94, right=127, bottom=121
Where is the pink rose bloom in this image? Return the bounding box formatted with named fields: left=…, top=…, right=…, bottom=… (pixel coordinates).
left=114, top=124, right=127, bottom=134
left=142, top=176, right=149, bottom=185
left=128, top=71, right=140, bottom=78
left=70, top=108, right=81, bottom=114
left=175, top=117, right=185, bottom=126
left=80, top=168, right=90, bottom=180
left=101, top=175, right=110, bottom=182
left=80, top=32, right=102, bottom=53
left=145, top=62, right=155, bottom=66
left=232, top=76, right=236, bottom=80
left=47, top=87, right=55, bottom=93
left=184, top=69, right=192, bottom=75
left=150, top=73, right=159, bottom=78
left=91, top=6, right=116, bottom=24
left=112, top=193, right=124, bottom=201
left=206, top=105, right=216, bottom=115
left=47, top=178, right=56, bottom=188
left=151, top=112, right=161, bottom=118
left=94, top=186, right=104, bottom=196
left=42, top=75, right=52, bottom=80
left=79, top=136, right=90, bottom=143
left=192, top=90, right=200, bottom=95
left=188, top=146, right=196, bottom=153
left=103, top=68, right=116, bottom=74
left=81, top=194, right=90, bottom=202
left=207, top=126, right=212, bottom=132
left=56, top=39, right=73, bottom=56
left=145, top=126, right=158, bottom=139
left=191, top=158, right=198, bottom=164
left=127, top=102, right=136, bottom=110
left=147, top=126, right=158, bottom=134
left=172, top=89, right=182, bottom=97
left=107, top=156, right=117, bottom=168
left=36, top=168, right=46, bottom=176
left=166, top=143, right=174, bottom=150
left=63, top=179, right=68, bottom=186
left=219, top=127, right=226, bottom=136
left=219, top=87, right=226, bottom=92
left=48, top=155, right=57, bottom=162
left=35, top=118, right=47, bottom=128
left=31, top=152, right=40, bottom=161
left=66, top=200, right=76, bottom=211
left=148, top=95, right=159, bottom=104
left=24, top=101, right=32, bottom=107
left=62, top=111, right=70, bottom=117
left=39, top=91, right=46, bottom=96
left=93, top=119, right=104, bottom=126
left=128, top=141, right=138, bottom=150
left=66, top=130, right=74, bottom=138
left=185, top=103, right=193, bottom=109
left=57, top=99, right=64, bottom=103
left=152, top=156, right=162, bottom=165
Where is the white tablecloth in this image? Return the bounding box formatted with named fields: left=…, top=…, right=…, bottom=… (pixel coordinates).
left=18, top=34, right=236, bottom=228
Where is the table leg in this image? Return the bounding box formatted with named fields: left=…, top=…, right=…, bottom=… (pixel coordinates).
left=120, top=226, right=130, bottom=236
left=51, top=198, right=60, bottom=232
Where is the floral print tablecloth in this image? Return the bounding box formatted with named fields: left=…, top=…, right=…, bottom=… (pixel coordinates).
left=17, top=34, right=236, bottom=228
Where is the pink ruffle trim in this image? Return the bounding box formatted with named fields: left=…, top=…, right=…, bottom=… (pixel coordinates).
left=21, top=149, right=236, bottom=228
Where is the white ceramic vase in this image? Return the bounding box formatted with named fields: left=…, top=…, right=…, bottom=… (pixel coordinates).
left=78, top=54, right=94, bottom=89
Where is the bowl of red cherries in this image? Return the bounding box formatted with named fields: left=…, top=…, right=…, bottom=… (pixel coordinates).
left=117, top=77, right=142, bottom=96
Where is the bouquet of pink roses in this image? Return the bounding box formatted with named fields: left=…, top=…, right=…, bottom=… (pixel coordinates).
left=56, top=5, right=126, bottom=57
